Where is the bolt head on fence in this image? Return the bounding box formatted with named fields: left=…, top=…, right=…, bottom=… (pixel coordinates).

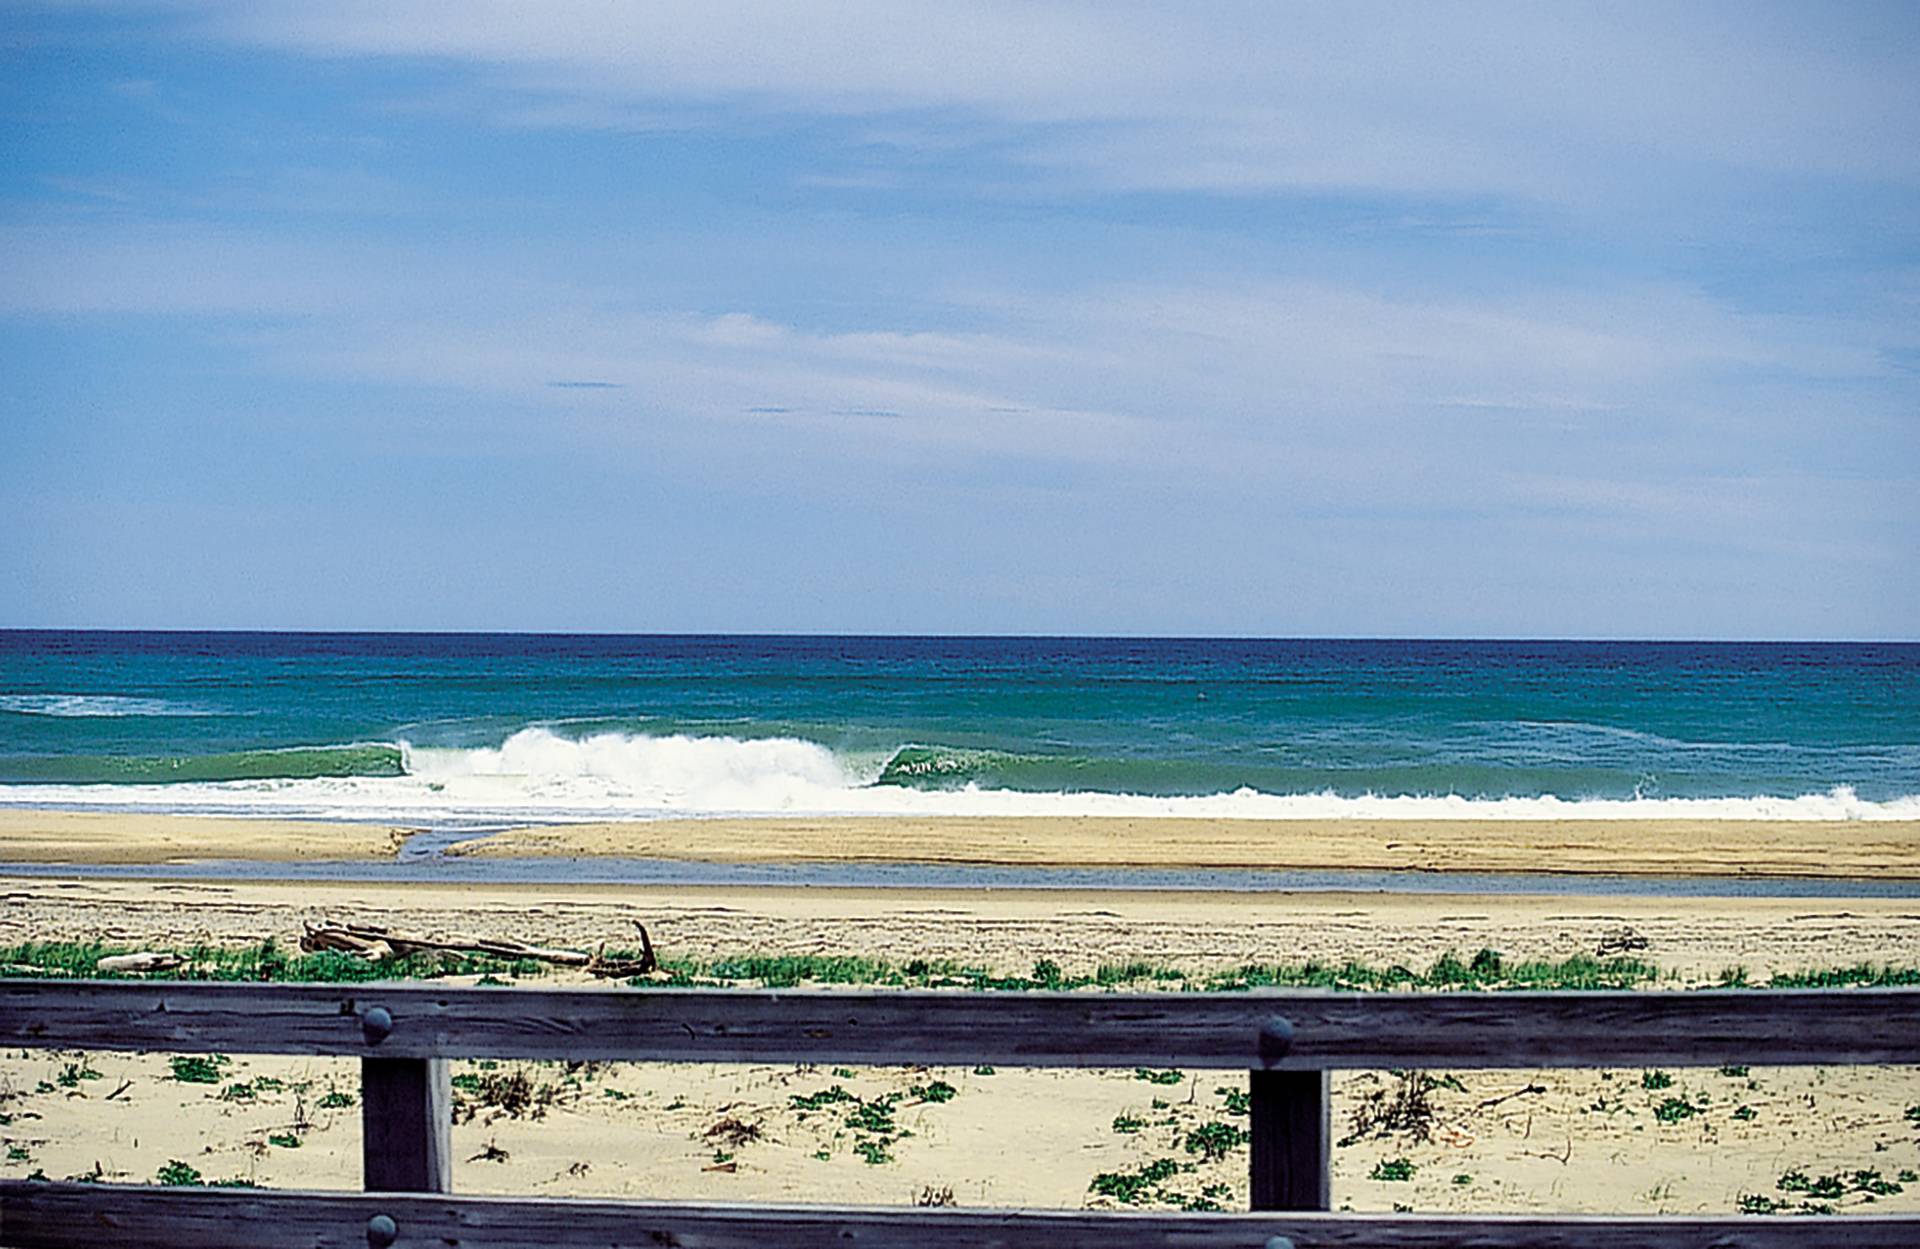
left=361, top=1006, right=394, bottom=1045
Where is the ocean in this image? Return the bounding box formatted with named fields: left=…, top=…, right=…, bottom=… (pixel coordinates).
left=0, top=631, right=1914, bottom=827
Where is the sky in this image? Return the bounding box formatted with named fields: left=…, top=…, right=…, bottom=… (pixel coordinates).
left=1, top=2, right=1916, bottom=638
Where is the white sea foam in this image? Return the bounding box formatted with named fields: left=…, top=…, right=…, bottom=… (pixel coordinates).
left=0, top=693, right=213, bottom=718
left=0, top=727, right=1914, bottom=825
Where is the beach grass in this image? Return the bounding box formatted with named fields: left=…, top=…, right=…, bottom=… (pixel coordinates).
left=6, top=938, right=1917, bottom=994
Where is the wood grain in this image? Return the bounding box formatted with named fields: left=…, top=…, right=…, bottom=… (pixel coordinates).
left=5, top=980, right=1919, bottom=1068
left=5, top=1183, right=1916, bottom=1248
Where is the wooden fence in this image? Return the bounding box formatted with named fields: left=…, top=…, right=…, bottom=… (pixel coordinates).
left=4, top=979, right=1920, bottom=1246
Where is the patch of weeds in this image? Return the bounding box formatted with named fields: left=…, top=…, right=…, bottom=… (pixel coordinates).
left=6, top=1145, right=30, bottom=1163
left=1738, top=1193, right=1779, bottom=1215
left=155, top=1160, right=203, bottom=1186
left=853, top=1139, right=893, bottom=1165
left=1134, top=1068, right=1184, bottom=1086
left=831, top=1067, right=856, bottom=1079
left=1215, top=1086, right=1249, bottom=1115
left=602, top=1087, right=630, bottom=1101
left=705, top=1116, right=763, bottom=1149
left=56, top=1061, right=102, bottom=1088
left=1089, top=1157, right=1182, bottom=1205
left=317, top=1090, right=355, bottom=1110
left=1653, top=1097, right=1697, bottom=1124
left=168, top=1055, right=229, bottom=1084
left=1778, top=1170, right=1847, bottom=1200
left=209, top=1177, right=258, bottom=1188
left=452, top=1068, right=558, bottom=1122
left=1641, top=1070, right=1674, bottom=1091
left=1719, top=1065, right=1749, bottom=1078
left=813, top=1149, right=831, bottom=1161
left=790, top=1085, right=856, bottom=1113
left=1452, top=1173, right=1473, bottom=1186
left=1183, top=1121, right=1251, bottom=1161
left=916, top=1184, right=956, bottom=1207
left=1112, top=1113, right=1147, bottom=1134
left=1768, top=965, right=1920, bottom=989
left=219, top=1081, right=257, bottom=1102
left=267, top=1132, right=301, bottom=1149
left=1732, top=1105, right=1756, bottom=1121
left=972, top=1065, right=996, bottom=1076
left=1370, top=1158, right=1416, bottom=1182
left=1342, top=1070, right=1442, bottom=1145
left=1032, top=959, right=1063, bottom=985
left=1897, top=1169, right=1919, bottom=1184
left=910, top=1080, right=957, bottom=1104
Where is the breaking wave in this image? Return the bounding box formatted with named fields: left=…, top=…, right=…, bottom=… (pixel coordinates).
left=0, top=727, right=1914, bottom=824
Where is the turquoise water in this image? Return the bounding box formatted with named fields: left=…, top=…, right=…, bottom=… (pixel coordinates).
left=0, top=632, right=1914, bottom=823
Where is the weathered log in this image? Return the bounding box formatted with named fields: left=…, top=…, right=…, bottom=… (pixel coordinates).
left=96, top=952, right=186, bottom=974
left=299, top=921, right=657, bottom=977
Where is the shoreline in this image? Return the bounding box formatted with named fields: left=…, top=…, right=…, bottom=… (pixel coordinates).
left=451, top=815, right=1920, bottom=880
left=2, top=809, right=1917, bottom=879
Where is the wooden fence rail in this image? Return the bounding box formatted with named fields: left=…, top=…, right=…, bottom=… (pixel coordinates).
left=4, top=979, right=1920, bottom=1248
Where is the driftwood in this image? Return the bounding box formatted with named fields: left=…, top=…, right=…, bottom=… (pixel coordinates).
left=300, top=920, right=657, bottom=978
left=96, top=952, right=186, bottom=974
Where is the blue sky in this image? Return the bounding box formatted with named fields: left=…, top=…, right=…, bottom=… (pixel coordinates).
left=2, top=2, right=1915, bottom=637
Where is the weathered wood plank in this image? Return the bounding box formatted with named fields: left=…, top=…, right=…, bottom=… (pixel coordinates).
left=3, top=980, right=1918, bottom=1068
left=4, top=1184, right=1917, bottom=1248
left=1249, top=1069, right=1330, bottom=1211
left=361, top=1058, right=451, bottom=1193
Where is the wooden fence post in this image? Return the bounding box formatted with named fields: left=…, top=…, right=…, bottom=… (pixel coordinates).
left=362, top=1057, right=452, bottom=1192
left=1249, top=1015, right=1329, bottom=1211
left=1248, top=1068, right=1330, bottom=1211
left=359, top=1006, right=452, bottom=1194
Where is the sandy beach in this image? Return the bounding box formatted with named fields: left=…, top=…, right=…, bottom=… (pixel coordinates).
left=5, top=811, right=1920, bottom=1215
left=0, top=810, right=408, bottom=864
left=3, top=873, right=1920, bottom=1215
left=6, top=809, right=1920, bottom=878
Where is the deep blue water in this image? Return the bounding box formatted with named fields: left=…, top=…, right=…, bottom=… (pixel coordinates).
left=0, top=632, right=1914, bottom=822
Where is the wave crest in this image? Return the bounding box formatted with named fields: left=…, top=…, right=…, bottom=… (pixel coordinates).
left=0, top=693, right=214, bottom=718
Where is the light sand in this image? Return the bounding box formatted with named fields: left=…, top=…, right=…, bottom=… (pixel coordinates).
left=452, top=815, right=1920, bottom=879
left=7, top=1047, right=1918, bottom=1215
left=7, top=810, right=1918, bottom=878
left=4, top=874, right=1920, bottom=1215
left=6, top=815, right=1920, bottom=1216
left=5, top=875, right=1920, bottom=983
left=0, top=810, right=407, bottom=864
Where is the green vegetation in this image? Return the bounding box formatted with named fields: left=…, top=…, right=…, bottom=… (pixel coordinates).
left=1641, top=1070, right=1674, bottom=1091
left=909, top=1080, right=957, bottom=1104
left=1111, top=1113, right=1147, bottom=1134
left=317, top=1089, right=355, bottom=1109
left=972, top=1065, right=996, bottom=1076
left=155, top=1160, right=203, bottom=1186
left=1215, top=1086, right=1249, bottom=1115
left=14, top=938, right=1919, bottom=1002
left=168, top=1055, right=229, bottom=1084
left=789, top=1085, right=856, bottom=1113
left=266, top=1132, right=301, bottom=1149
left=6, top=1145, right=30, bottom=1163
left=1755, top=1166, right=1907, bottom=1212
left=0, top=938, right=545, bottom=984
left=1452, top=1173, right=1473, bottom=1186
left=1719, top=1065, right=1749, bottom=1078
left=1089, top=1157, right=1182, bottom=1205
left=1653, top=1097, right=1698, bottom=1124
left=1134, top=1068, right=1185, bottom=1085
left=1370, top=1158, right=1416, bottom=1182
left=1183, top=1121, right=1251, bottom=1161
left=56, top=1061, right=101, bottom=1088
left=1732, top=1104, right=1756, bottom=1121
